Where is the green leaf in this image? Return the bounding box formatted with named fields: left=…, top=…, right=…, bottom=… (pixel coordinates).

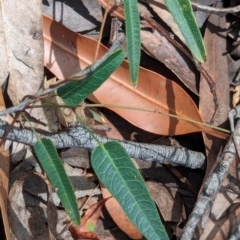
left=123, top=0, right=141, bottom=86
left=91, top=141, right=169, bottom=240
left=164, top=0, right=206, bottom=62
left=57, top=50, right=125, bottom=107
left=34, top=139, right=80, bottom=225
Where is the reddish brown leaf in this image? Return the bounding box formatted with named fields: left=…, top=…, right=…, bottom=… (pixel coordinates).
left=43, top=14, right=228, bottom=138
left=69, top=198, right=110, bottom=239
left=0, top=89, right=11, bottom=240
left=69, top=226, right=99, bottom=240
left=100, top=187, right=142, bottom=240
left=81, top=198, right=110, bottom=233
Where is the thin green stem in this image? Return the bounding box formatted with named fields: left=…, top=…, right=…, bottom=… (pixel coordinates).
left=23, top=115, right=41, bottom=141
left=84, top=104, right=230, bottom=134
left=28, top=103, right=230, bottom=134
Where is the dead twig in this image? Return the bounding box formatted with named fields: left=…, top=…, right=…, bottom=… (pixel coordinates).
left=226, top=182, right=240, bottom=195
left=0, top=120, right=205, bottom=169
left=181, top=107, right=240, bottom=239
left=191, top=2, right=240, bottom=16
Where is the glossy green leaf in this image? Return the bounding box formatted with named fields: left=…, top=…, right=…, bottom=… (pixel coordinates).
left=123, top=0, right=141, bottom=86
left=164, top=0, right=206, bottom=62
left=34, top=139, right=80, bottom=225
left=57, top=50, right=124, bottom=107
left=91, top=141, right=169, bottom=240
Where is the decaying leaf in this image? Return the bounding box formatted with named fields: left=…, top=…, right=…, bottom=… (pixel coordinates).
left=100, top=187, right=142, bottom=240
left=199, top=0, right=229, bottom=173
left=9, top=173, right=48, bottom=239
left=197, top=3, right=230, bottom=237
left=0, top=0, right=43, bottom=104
left=69, top=198, right=111, bottom=239
left=0, top=5, right=8, bottom=86
left=43, top=14, right=228, bottom=138
left=43, top=0, right=102, bottom=33
left=141, top=29, right=198, bottom=95
left=199, top=1, right=229, bottom=127
left=200, top=203, right=240, bottom=240
left=147, top=181, right=186, bottom=229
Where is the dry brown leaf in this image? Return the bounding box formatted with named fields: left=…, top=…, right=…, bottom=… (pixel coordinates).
left=43, top=0, right=102, bottom=33
left=199, top=6, right=229, bottom=128
left=0, top=89, right=10, bottom=240
left=43, top=15, right=228, bottom=138
left=69, top=198, right=111, bottom=239
left=25, top=172, right=58, bottom=239
left=200, top=203, right=240, bottom=240
left=80, top=198, right=110, bottom=232
left=0, top=0, right=48, bottom=141
left=0, top=5, right=8, bottom=86
left=198, top=2, right=230, bottom=238
left=60, top=147, right=89, bottom=168
left=141, top=30, right=198, bottom=95
left=9, top=173, right=39, bottom=239
left=63, top=163, right=101, bottom=200
left=0, top=0, right=43, bottom=104
left=147, top=181, right=186, bottom=224
left=9, top=172, right=60, bottom=239
left=100, top=187, right=142, bottom=240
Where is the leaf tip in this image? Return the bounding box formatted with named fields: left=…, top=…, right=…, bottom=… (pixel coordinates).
left=132, top=83, right=138, bottom=89
left=196, top=50, right=206, bottom=63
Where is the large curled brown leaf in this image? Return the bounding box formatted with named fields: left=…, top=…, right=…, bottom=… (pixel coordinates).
left=99, top=0, right=199, bottom=95
left=43, top=14, right=228, bottom=138
left=69, top=198, right=110, bottom=239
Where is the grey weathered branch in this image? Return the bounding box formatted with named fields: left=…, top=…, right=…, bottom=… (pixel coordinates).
left=141, top=0, right=240, bottom=16
left=229, top=226, right=240, bottom=240
left=0, top=35, right=206, bottom=169
left=180, top=116, right=239, bottom=239
left=0, top=120, right=205, bottom=169
left=191, top=2, right=240, bottom=16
